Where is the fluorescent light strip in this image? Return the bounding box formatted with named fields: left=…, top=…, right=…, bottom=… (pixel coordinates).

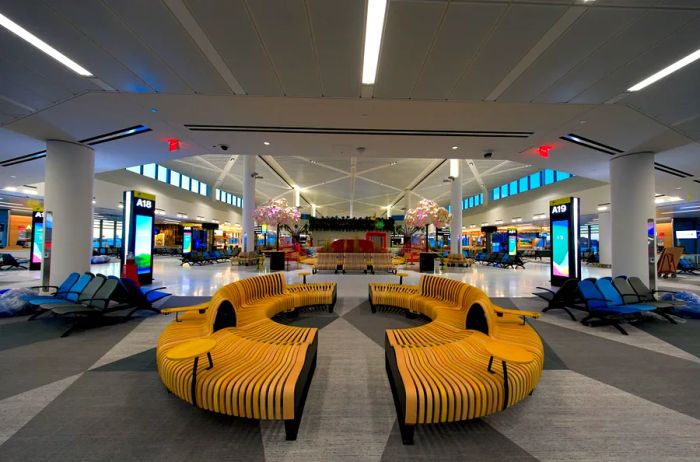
left=0, top=12, right=92, bottom=77
left=628, top=48, right=700, bottom=92
left=362, top=0, right=387, bottom=85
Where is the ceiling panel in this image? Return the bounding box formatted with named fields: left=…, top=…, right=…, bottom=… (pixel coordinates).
left=307, top=0, right=364, bottom=97
left=411, top=2, right=505, bottom=100
left=0, top=0, right=148, bottom=96
left=103, top=0, right=232, bottom=95
left=184, top=0, right=282, bottom=96
left=450, top=3, right=566, bottom=101
left=246, top=0, right=320, bottom=97
left=0, top=57, right=77, bottom=110
left=535, top=10, right=694, bottom=104
left=0, top=29, right=97, bottom=99
left=499, top=7, right=640, bottom=103
left=625, top=61, right=700, bottom=129
left=373, top=0, right=446, bottom=98
left=572, top=15, right=700, bottom=104
left=52, top=0, right=191, bottom=93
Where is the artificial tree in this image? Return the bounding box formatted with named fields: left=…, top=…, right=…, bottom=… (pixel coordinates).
left=404, top=199, right=451, bottom=252
left=253, top=198, right=301, bottom=250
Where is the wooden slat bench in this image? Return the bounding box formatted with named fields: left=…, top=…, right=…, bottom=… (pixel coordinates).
left=157, top=273, right=336, bottom=440
left=369, top=275, right=543, bottom=444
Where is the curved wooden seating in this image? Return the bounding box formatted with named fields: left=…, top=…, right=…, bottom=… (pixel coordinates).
left=369, top=275, right=543, bottom=444
left=370, top=253, right=397, bottom=274
left=313, top=253, right=340, bottom=273
left=343, top=253, right=368, bottom=273
left=157, top=273, right=336, bottom=440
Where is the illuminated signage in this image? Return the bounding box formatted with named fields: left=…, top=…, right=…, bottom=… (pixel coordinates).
left=549, top=197, right=580, bottom=286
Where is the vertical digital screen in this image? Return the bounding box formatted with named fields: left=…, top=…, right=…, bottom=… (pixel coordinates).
left=552, top=219, right=570, bottom=277
left=134, top=215, right=153, bottom=274
left=32, top=223, right=43, bottom=264
left=183, top=232, right=192, bottom=253
left=508, top=234, right=517, bottom=256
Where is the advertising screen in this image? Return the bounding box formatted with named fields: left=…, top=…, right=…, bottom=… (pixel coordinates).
left=183, top=231, right=192, bottom=253
left=32, top=223, right=43, bottom=265
left=552, top=219, right=570, bottom=278
left=676, top=230, right=697, bottom=239
left=134, top=214, right=153, bottom=275
left=507, top=229, right=517, bottom=256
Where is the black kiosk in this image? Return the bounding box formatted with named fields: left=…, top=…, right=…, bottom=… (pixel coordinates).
left=549, top=197, right=581, bottom=287
left=122, top=191, right=155, bottom=285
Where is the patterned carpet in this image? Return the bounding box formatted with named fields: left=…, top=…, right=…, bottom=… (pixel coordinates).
left=1, top=293, right=699, bottom=461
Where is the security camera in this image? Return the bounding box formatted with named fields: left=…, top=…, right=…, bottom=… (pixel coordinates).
left=483, top=151, right=493, bottom=159
left=220, top=144, right=229, bottom=151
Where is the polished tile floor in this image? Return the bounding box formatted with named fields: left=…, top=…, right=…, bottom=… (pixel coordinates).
left=2, top=253, right=697, bottom=298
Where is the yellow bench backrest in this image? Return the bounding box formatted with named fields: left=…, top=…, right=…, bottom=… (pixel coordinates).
left=419, top=275, right=467, bottom=305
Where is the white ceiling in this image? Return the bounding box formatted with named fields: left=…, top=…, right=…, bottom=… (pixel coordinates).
left=0, top=0, right=699, bottom=216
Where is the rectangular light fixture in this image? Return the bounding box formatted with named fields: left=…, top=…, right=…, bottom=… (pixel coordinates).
left=0, top=12, right=93, bottom=77
left=362, top=0, right=387, bottom=85
left=628, top=48, right=700, bottom=92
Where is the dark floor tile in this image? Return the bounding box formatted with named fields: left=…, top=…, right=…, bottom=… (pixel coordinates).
left=381, top=419, right=536, bottom=461
left=343, top=301, right=427, bottom=348
left=92, top=348, right=157, bottom=372
left=0, top=371, right=266, bottom=462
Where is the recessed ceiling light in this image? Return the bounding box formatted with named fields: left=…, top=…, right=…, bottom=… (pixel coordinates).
left=451, top=146, right=459, bottom=150
left=0, top=12, right=93, bottom=77
left=675, top=187, right=682, bottom=190
left=10, top=175, right=16, bottom=178
left=263, top=141, right=270, bottom=146
left=361, top=0, right=387, bottom=85
left=628, top=48, right=700, bottom=92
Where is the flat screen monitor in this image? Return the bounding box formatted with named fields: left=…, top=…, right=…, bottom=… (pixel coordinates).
left=134, top=214, right=153, bottom=275
left=552, top=219, right=570, bottom=278
left=32, top=223, right=43, bottom=265
left=676, top=230, right=697, bottom=239
left=183, top=231, right=192, bottom=253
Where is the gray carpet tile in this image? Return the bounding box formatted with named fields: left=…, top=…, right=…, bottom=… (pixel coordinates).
left=534, top=321, right=700, bottom=420
left=158, top=296, right=210, bottom=309
left=636, top=317, right=700, bottom=358
left=274, top=307, right=339, bottom=330
left=0, top=319, right=141, bottom=400
left=342, top=300, right=426, bottom=348
left=381, top=420, right=536, bottom=462
left=486, top=370, right=700, bottom=461
left=0, top=371, right=266, bottom=462
left=92, top=348, right=156, bottom=372
left=0, top=316, right=79, bottom=351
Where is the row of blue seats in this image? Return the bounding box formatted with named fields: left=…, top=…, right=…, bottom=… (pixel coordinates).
left=535, top=276, right=681, bottom=335
left=24, top=272, right=171, bottom=336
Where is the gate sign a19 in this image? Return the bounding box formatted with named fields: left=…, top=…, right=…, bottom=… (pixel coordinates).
left=549, top=197, right=581, bottom=287
left=122, top=191, right=156, bottom=284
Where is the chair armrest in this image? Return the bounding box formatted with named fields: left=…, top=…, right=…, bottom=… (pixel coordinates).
left=494, top=306, right=541, bottom=319
left=142, top=286, right=167, bottom=295
left=161, top=303, right=209, bottom=321
left=534, top=286, right=555, bottom=294
left=29, top=284, right=59, bottom=291
left=652, top=289, right=677, bottom=294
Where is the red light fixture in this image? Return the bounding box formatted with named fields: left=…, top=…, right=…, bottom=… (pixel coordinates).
left=167, top=138, right=180, bottom=152
left=538, top=145, right=551, bottom=158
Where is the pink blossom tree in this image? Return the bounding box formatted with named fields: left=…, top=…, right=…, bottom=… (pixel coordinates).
left=404, top=199, right=451, bottom=251
left=253, top=198, right=301, bottom=250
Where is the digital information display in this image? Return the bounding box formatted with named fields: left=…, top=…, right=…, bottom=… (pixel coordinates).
left=122, top=191, right=156, bottom=284
left=30, top=211, right=44, bottom=270
left=676, top=230, right=697, bottom=239
left=549, top=197, right=580, bottom=287
left=134, top=215, right=153, bottom=275
left=507, top=228, right=518, bottom=256
left=183, top=230, right=192, bottom=254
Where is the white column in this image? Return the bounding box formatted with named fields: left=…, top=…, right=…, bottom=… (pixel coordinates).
left=294, top=188, right=300, bottom=207
left=450, top=159, right=462, bottom=254
left=44, top=140, right=95, bottom=285
left=311, top=204, right=317, bottom=217
left=242, top=155, right=256, bottom=252
left=386, top=205, right=391, bottom=219
left=598, top=210, right=612, bottom=266
left=610, top=152, right=655, bottom=285
left=404, top=189, right=412, bottom=210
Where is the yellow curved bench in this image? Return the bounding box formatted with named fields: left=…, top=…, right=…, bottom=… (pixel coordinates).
left=369, top=275, right=543, bottom=444
left=157, top=273, right=337, bottom=440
